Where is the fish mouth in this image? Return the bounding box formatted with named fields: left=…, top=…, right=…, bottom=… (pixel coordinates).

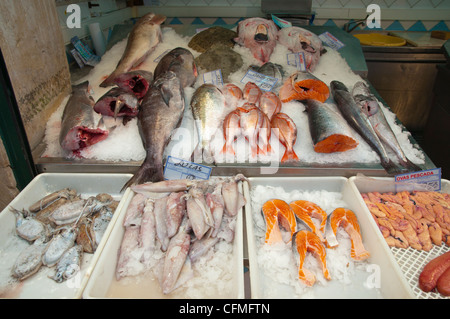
left=299, top=35, right=316, bottom=53
left=254, top=24, right=269, bottom=42
left=126, top=75, right=150, bottom=99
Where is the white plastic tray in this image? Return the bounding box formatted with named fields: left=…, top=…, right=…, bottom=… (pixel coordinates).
left=83, top=180, right=245, bottom=299
left=244, top=176, right=415, bottom=299
left=348, top=176, right=450, bottom=299
left=0, top=173, right=132, bottom=299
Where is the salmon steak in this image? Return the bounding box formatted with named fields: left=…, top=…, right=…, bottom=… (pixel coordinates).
left=279, top=72, right=329, bottom=103
left=290, top=200, right=327, bottom=242
left=261, top=199, right=297, bottom=244
left=292, top=230, right=331, bottom=286
left=327, top=208, right=370, bottom=261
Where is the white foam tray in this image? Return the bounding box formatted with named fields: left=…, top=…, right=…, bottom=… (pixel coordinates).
left=348, top=176, right=450, bottom=299
left=83, top=181, right=245, bottom=299
left=0, top=173, right=133, bottom=299
left=244, top=176, right=415, bottom=299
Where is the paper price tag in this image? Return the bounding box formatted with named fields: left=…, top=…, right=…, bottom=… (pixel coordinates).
left=164, top=156, right=212, bottom=181
left=319, top=31, right=345, bottom=50
left=287, top=52, right=307, bottom=71
left=203, top=69, right=224, bottom=86
left=240, top=69, right=278, bottom=92
left=394, top=168, right=441, bottom=192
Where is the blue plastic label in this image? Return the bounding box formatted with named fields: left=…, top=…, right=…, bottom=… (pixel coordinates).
left=164, top=156, right=212, bottom=181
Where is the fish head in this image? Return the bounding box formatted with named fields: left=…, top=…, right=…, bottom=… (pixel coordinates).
left=254, top=24, right=269, bottom=42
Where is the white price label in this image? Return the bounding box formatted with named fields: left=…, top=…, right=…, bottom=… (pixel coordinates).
left=164, top=156, right=212, bottom=181
left=240, top=69, right=278, bottom=92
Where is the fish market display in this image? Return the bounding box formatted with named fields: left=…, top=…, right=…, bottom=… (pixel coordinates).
left=238, top=103, right=268, bottom=157
left=94, top=87, right=139, bottom=120
left=124, top=71, right=185, bottom=188
left=419, top=251, right=450, bottom=296
left=259, top=91, right=282, bottom=120
left=249, top=62, right=284, bottom=88
left=277, top=26, right=326, bottom=72
left=190, top=83, right=226, bottom=163
left=271, top=112, right=299, bottom=162
left=279, top=71, right=330, bottom=103
left=222, top=83, right=243, bottom=109
left=251, top=184, right=372, bottom=295
left=195, top=44, right=243, bottom=82
left=352, top=81, right=422, bottom=172
left=331, top=81, right=399, bottom=174
left=243, top=82, right=262, bottom=104
left=292, top=230, right=331, bottom=286
left=100, top=13, right=166, bottom=87
left=59, top=81, right=109, bottom=152
left=234, top=17, right=278, bottom=63
left=113, top=70, right=154, bottom=99
left=305, top=99, right=358, bottom=153
left=115, top=175, right=246, bottom=295
left=188, top=26, right=238, bottom=53
left=362, top=190, right=450, bottom=249
left=7, top=189, right=119, bottom=283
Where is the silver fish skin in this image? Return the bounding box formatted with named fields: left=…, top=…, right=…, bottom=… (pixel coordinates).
left=11, top=238, right=47, bottom=281
left=42, top=227, right=78, bottom=267
left=113, top=70, right=154, bottom=99
left=100, top=13, right=166, bottom=87
left=330, top=80, right=400, bottom=175
left=161, top=219, right=191, bottom=294
left=190, top=84, right=226, bottom=163
left=153, top=47, right=198, bottom=88
left=12, top=208, right=48, bottom=242
left=123, top=71, right=185, bottom=189
left=59, top=81, right=109, bottom=152
left=94, top=87, right=139, bottom=119
left=50, top=245, right=83, bottom=283
left=139, top=199, right=156, bottom=267
left=352, top=81, right=421, bottom=172
left=250, top=62, right=284, bottom=88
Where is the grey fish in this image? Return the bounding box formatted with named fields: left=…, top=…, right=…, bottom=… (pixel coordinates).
left=50, top=245, right=83, bottom=283
left=59, top=81, right=109, bottom=152
left=94, top=87, right=139, bottom=119
left=352, top=81, right=421, bottom=172
left=188, top=26, right=238, bottom=53
left=190, top=84, right=226, bottom=163
left=331, top=81, right=400, bottom=174
left=195, top=44, right=243, bottom=82
left=113, top=70, right=154, bottom=99
left=100, top=13, right=166, bottom=87
left=153, top=47, right=198, bottom=88
left=249, top=62, right=284, bottom=88
left=305, top=99, right=359, bottom=153
left=123, top=71, right=185, bottom=189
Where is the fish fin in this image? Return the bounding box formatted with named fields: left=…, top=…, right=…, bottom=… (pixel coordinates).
left=281, top=149, right=299, bottom=163
left=221, top=143, right=235, bottom=155
left=149, top=14, right=167, bottom=25
left=121, top=161, right=164, bottom=192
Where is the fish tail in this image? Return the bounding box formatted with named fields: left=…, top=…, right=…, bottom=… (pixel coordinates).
left=121, top=161, right=164, bottom=192
left=380, top=158, right=402, bottom=175
left=100, top=72, right=118, bottom=88
left=281, top=149, right=299, bottom=163
left=403, top=159, right=422, bottom=173
left=221, top=143, right=235, bottom=155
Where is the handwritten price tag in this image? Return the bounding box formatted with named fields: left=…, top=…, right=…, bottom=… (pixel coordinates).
left=164, top=156, right=212, bottom=181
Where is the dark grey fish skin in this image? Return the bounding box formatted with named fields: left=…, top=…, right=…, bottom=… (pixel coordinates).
left=330, top=80, right=400, bottom=174
left=153, top=47, right=198, bottom=88
left=94, top=87, right=139, bottom=119
left=123, top=71, right=185, bottom=190
left=59, top=81, right=109, bottom=152
left=352, top=81, right=422, bottom=173
left=249, top=62, right=284, bottom=87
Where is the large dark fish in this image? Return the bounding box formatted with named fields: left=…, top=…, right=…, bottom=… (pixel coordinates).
left=123, top=71, right=185, bottom=190
left=113, top=70, right=153, bottom=99
left=153, top=47, right=198, bottom=88
left=330, top=80, right=400, bottom=174
left=352, top=81, right=421, bottom=172
left=305, top=99, right=358, bottom=153
left=94, top=87, right=139, bottom=119
left=59, top=81, right=109, bottom=152
left=100, top=13, right=166, bottom=87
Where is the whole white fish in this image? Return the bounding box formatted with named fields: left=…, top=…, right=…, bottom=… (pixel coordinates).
left=100, top=13, right=166, bottom=87
left=190, top=84, right=226, bottom=163
left=352, top=81, right=421, bottom=172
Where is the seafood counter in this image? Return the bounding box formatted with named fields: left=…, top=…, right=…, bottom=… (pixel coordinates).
left=35, top=13, right=434, bottom=177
